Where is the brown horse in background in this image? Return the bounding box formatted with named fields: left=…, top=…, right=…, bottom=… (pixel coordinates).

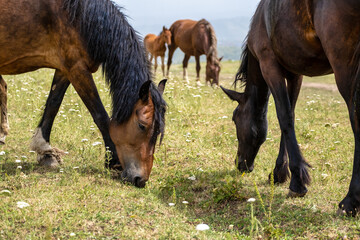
left=144, top=27, right=171, bottom=77
left=167, top=19, right=222, bottom=86
left=221, top=0, right=360, bottom=216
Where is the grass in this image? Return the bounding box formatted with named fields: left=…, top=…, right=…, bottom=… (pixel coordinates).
left=0, top=60, right=359, bottom=239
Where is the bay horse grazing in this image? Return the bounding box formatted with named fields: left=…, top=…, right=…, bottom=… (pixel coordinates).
left=144, top=27, right=172, bottom=77
left=167, top=19, right=222, bottom=86
left=221, top=0, right=360, bottom=216
left=0, top=0, right=167, bottom=188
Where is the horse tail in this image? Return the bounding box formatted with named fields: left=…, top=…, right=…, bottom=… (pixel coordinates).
left=234, top=44, right=249, bottom=88
left=197, top=19, right=218, bottom=61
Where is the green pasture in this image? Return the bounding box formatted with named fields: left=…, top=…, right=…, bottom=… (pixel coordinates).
left=0, top=61, right=359, bottom=239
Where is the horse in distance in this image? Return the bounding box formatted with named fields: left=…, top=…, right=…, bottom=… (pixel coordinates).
left=221, top=0, right=360, bottom=216
left=0, top=0, right=167, bottom=188
left=144, top=27, right=172, bottom=77
left=167, top=19, right=222, bottom=86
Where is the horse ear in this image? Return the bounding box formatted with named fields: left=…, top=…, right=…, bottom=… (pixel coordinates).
left=219, top=56, right=223, bottom=62
left=139, top=80, right=152, bottom=103
left=158, top=79, right=167, bottom=95
left=163, top=26, right=166, bottom=31
left=220, top=86, right=244, bottom=103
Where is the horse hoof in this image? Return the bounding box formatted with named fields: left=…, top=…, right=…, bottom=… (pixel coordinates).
left=37, top=147, right=65, bottom=168
left=37, top=154, right=61, bottom=168
left=0, top=136, right=6, bottom=145
left=287, top=189, right=307, bottom=198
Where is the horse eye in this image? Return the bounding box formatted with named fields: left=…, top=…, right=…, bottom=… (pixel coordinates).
left=138, top=123, right=146, bottom=131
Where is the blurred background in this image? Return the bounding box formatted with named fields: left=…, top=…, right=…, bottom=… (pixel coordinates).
left=113, top=0, right=260, bottom=63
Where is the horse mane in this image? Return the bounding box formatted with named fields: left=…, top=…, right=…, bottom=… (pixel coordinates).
left=62, top=0, right=166, bottom=142
left=234, top=44, right=249, bottom=88
left=197, top=19, right=218, bottom=63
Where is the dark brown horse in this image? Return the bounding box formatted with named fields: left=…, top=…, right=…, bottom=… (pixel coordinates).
left=167, top=19, right=222, bottom=86
left=221, top=0, right=360, bottom=216
left=144, top=27, right=172, bottom=77
left=0, top=0, right=167, bottom=188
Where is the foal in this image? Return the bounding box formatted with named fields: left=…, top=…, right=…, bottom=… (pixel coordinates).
left=144, top=27, right=171, bottom=77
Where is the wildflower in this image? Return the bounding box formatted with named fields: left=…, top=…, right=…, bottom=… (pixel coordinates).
left=17, top=166, right=22, bottom=169
left=81, top=139, right=88, bottom=142
left=15, top=159, right=21, bottom=163
left=0, top=190, right=11, bottom=196
left=70, top=233, right=76, bottom=237
left=182, top=201, right=189, bottom=204
left=168, top=203, right=175, bottom=206
left=196, top=224, right=210, bottom=231
left=16, top=201, right=30, bottom=208
left=92, top=142, right=102, bottom=146
left=247, top=198, right=256, bottom=203
left=188, top=175, right=196, bottom=181
left=0, top=151, right=5, bottom=155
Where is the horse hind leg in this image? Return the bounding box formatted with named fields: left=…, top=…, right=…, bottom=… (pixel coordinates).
left=0, top=76, right=9, bottom=145
left=31, top=70, right=70, bottom=168
left=270, top=74, right=303, bottom=184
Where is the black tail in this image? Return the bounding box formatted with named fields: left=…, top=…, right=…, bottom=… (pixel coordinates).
left=235, top=45, right=249, bottom=88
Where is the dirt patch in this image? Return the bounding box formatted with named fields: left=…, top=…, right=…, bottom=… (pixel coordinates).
left=302, top=82, right=337, bottom=92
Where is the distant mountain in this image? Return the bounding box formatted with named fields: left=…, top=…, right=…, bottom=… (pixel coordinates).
left=133, top=16, right=252, bottom=63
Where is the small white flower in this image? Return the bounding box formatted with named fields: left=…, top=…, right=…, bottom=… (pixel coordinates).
left=247, top=198, right=256, bottom=203
left=196, top=224, right=210, bottom=231
left=15, top=160, right=21, bottom=163
left=17, top=201, right=30, bottom=208
left=197, top=168, right=204, bottom=172
left=92, top=141, right=102, bottom=146
left=81, top=139, right=88, bottom=142
left=17, top=166, right=22, bottom=169
left=222, top=116, right=228, bottom=119
left=182, top=201, right=189, bottom=204
left=70, top=233, right=76, bottom=237
left=0, top=151, right=5, bottom=155
left=73, top=166, right=79, bottom=169
left=188, top=175, right=196, bottom=181
left=321, top=173, right=328, bottom=179
left=29, top=151, right=36, bottom=153
left=168, top=203, right=175, bottom=206
left=0, top=189, right=11, bottom=195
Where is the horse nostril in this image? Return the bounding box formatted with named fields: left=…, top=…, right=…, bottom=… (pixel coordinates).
left=134, top=176, right=146, bottom=188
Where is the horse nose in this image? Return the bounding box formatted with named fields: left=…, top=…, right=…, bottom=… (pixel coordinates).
left=134, top=176, right=147, bottom=188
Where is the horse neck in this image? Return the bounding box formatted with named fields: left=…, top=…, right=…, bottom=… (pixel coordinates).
left=245, top=81, right=270, bottom=117
left=154, top=34, right=166, bottom=46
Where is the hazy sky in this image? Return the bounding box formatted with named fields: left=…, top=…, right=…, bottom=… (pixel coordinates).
left=113, top=0, right=259, bottom=26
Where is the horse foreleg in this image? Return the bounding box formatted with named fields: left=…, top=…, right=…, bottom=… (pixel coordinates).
left=182, top=54, right=190, bottom=83
left=66, top=66, right=121, bottom=170
left=31, top=70, right=70, bottom=167
left=260, top=57, right=310, bottom=197
left=270, top=73, right=303, bottom=184
left=0, top=76, right=8, bottom=145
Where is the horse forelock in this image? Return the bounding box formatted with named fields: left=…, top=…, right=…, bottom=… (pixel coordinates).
left=62, top=0, right=166, bottom=130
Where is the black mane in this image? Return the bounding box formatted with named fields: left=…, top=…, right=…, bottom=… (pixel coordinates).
left=62, top=0, right=166, bottom=142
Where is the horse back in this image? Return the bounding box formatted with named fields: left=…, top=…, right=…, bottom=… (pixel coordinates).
left=249, top=0, right=332, bottom=76
left=0, top=0, right=94, bottom=75
left=170, top=19, right=198, bottom=55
